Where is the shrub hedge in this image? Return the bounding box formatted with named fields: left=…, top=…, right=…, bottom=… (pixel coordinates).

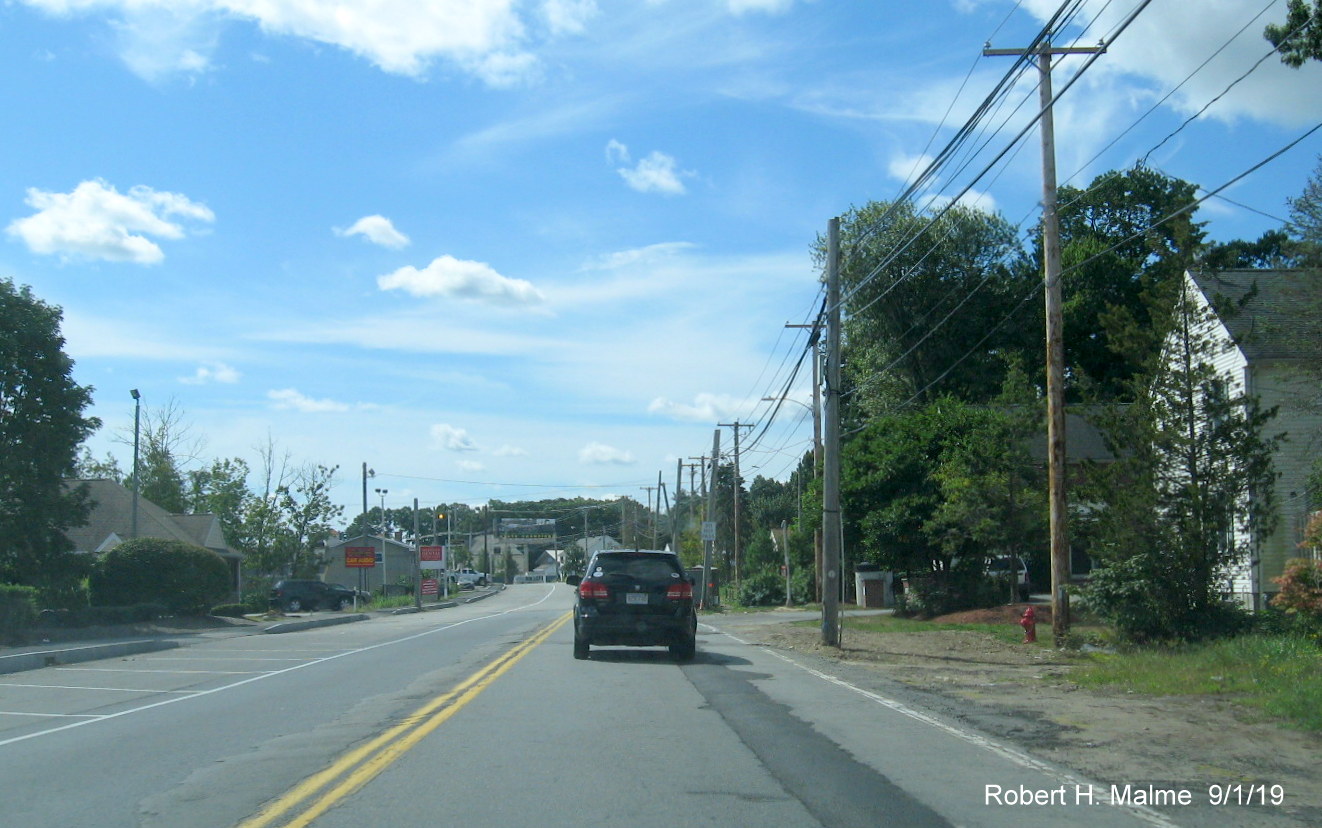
left=90, top=538, right=231, bottom=616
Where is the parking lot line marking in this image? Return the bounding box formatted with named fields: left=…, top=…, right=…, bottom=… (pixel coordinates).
left=52, top=667, right=274, bottom=675
left=0, top=681, right=196, bottom=693
left=0, top=711, right=104, bottom=719
left=0, top=587, right=561, bottom=750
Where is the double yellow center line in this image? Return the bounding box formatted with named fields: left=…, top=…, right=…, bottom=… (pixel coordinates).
left=239, top=612, right=571, bottom=828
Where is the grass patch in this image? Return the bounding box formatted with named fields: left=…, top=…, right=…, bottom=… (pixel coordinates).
left=1074, top=634, right=1322, bottom=731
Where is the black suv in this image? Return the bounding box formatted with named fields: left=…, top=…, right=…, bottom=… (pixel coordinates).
left=568, top=550, right=697, bottom=661
left=269, top=580, right=366, bottom=612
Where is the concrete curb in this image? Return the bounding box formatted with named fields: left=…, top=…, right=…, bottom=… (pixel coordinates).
left=261, top=614, right=370, bottom=634
left=0, top=639, right=180, bottom=675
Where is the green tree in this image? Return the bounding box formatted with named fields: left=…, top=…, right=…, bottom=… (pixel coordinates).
left=276, top=464, right=345, bottom=578
left=187, top=457, right=255, bottom=549
left=1082, top=277, right=1282, bottom=641
left=0, top=280, right=98, bottom=601
left=828, top=200, right=1038, bottom=413
left=74, top=448, right=124, bottom=482
left=1053, top=166, right=1206, bottom=400
left=1265, top=1, right=1322, bottom=67
left=121, top=399, right=200, bottom=514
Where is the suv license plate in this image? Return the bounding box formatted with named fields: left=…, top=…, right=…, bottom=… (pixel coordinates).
left=626, top=593, right=649, bottom=605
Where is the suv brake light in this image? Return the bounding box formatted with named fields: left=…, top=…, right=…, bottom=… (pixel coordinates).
left=666, top=581, right=692, bottom=601
left=579, top=581, right=609, bottom=600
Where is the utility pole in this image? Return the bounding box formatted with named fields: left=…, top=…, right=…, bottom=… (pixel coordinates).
left=785, top=322, right=824, bottom=599
left=822, top=217, right=842, bottom=647
left=701, top=430, right=720, bottom=609
left=985, top=39, right=1104, bottom=645
left=412, top=498, right=422, bottom=611
left=717, top=420, right=755, bottom=585
left=688, top=457, right=708, bottom=510
left=640, top=486, right=655, bottom=548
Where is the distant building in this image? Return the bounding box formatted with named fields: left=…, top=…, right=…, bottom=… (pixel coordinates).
left=64, top=479, right=244, bottom=597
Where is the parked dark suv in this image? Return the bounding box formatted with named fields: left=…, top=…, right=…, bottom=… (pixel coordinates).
left=269, top=579, right=366, bottom=612
left=568, top=549, right=697, bottom=661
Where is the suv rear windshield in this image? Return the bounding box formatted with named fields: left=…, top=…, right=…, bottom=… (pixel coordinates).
left=590, top=554, right=680, bottom=580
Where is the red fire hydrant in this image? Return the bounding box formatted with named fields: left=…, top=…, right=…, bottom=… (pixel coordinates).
left=1019, top=606, right=1037, bottom=643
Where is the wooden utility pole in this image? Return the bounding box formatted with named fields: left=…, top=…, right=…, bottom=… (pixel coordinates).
left=701, top=431, right=720, bottom=609
left=985, top=39, right=1104, bottom=645
left=822, top=217, right=842, bottom=647
left=718, top=420, right=756, bottom=585
left=786, top=321, right=825, bottom=600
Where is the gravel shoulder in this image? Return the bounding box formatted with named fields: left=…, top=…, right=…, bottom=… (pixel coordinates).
left=708, top=609, right=1322, bottom=828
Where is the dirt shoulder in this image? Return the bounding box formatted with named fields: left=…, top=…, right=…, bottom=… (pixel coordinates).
left=717, top=609, right=1322, bottom=828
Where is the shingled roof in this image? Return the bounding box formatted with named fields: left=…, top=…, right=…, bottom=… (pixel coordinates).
left=1188, top=268, right=1322, bottom=361
left=63, top=478, right=240, bottom=562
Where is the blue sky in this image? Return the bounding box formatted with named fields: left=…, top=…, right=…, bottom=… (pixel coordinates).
left=3, top=0, right=1320, bottom=520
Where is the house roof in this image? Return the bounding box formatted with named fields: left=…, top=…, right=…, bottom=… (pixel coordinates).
left=64, top=479, right=241, bottom=561
left=1188, top=268, right=1321, bottom=361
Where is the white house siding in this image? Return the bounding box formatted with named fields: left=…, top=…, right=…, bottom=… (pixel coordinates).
left=1186, top=277, right=1257, bottom=603
left=1185, top=271, right=1322, bottom=608
left=1251, top=363, right=1320, bottom=603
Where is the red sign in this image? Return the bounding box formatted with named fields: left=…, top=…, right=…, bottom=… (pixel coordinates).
left=420, top=545, right=443, bottom=562
left=345, top=546, right=376, bottom=568
left=421, top=578, right=439, bottom=596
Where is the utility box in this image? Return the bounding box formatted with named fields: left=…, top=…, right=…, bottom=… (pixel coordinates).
left=854, top=563, right=894, bottom=608
left=688, top=567, right=720, bottom=607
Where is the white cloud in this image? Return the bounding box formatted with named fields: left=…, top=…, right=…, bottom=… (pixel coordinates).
left=336, top=215, right=410, bottom=249
left=180, top=361, right=241, bottom=385
left=582, top=241, right=695, bottom=272
left=377, top=255, right=545, bottom=306
left=20, top=0, right=549, bottom=84
left=268, top=388, right=351, bottom=412
left=543, top=0, right=597, bottom=35
left=431, top=423, right=479, bottom=452
left=6, top=178, right=213, bottom=264
left=493, top=444, right=528, bottom=457
left=728, top=0, right=794, bottom=14
left=887, top=152, right=936, bottom=186
left=648, top=392, right=746, bottom=423
left=579, top=442, right=635, bottom=465
left=457, top=459, right=486, bottom=472
left=609, top=141, right=690, bottom=195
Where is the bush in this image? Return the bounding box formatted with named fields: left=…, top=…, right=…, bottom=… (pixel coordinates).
left=210, top=603, right=250, bottom=618
left=1272, top=557, right=1322, bottom=616
left=1084, top=556, right=1254, bottom=642
left=735, top=571, right=786, bottom=607
left=90, top=538, right=231, bottom=616
left=1, top=584, right=38, bottom=637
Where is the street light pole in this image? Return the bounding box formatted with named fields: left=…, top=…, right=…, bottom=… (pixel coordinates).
left=130, top=389, right=141, bottom=539
left=375, top=487, right=389, bottom=594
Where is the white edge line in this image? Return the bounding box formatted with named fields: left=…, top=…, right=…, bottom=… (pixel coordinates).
left=707, top=625, right=1178, bottom=828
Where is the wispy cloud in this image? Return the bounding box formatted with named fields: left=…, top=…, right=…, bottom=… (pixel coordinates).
left=579, top=442, right=635, bottom=465
left=268, top=388, right=352, bottom=413
left=6, top=178, right=213, bottom=264
left=431, top=423, right=479, bottom=452
left=606, top=139, right=692, bottom=195
left=180, top=361, right=241, bottom=385
left=336, top=215, right=410, bottom=249
left=648, top=393, right=746, bottom=423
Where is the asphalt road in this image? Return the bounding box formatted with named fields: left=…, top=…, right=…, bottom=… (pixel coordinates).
left=0, top=585, right=1171, bottom=827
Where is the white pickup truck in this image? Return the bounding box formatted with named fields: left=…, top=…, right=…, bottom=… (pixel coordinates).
left=452, top=567, right=488, bottom=588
